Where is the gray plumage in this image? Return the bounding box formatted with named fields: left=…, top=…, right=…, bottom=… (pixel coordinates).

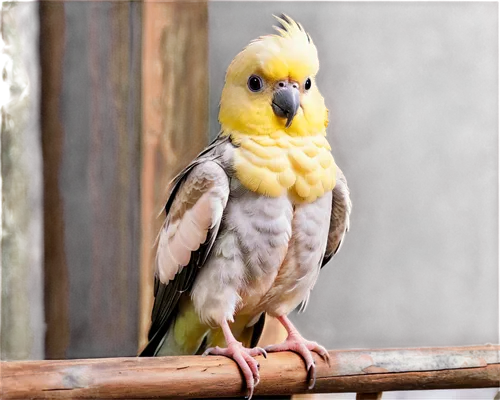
left=140, top=134, right=351, bottom=357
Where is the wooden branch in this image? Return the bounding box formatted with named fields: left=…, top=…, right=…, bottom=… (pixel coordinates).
left=1, top=345, right=499, bottom=399
left=356, top=393, right=383, bottom=400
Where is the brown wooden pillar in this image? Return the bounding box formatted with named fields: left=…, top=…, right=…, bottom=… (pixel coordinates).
left=139, top=0, right=209, bottom=350
left=40, top=2, right=142, bottom=359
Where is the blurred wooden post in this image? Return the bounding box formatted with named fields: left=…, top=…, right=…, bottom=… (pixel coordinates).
left=39, top=1, right=69, bottom=361
left=139, top=0, right=209, bottom=349
left=40, top=2, right=142, bottom=359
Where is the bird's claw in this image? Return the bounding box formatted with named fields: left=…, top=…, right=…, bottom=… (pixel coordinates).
left=256, top=346, right=267, bottom=358
left=203, top=341, right=265, bottom=399
left=306, top=360, right=316, bottom=389
left=265, top=334, right=329, bottom=389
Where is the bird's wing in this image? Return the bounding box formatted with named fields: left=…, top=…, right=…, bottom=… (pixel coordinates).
left=142, top=139, right=230, bottom=354
left=322, top=167, right=352, bottom=267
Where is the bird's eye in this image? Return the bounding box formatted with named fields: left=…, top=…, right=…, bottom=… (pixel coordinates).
left=247, top=75, right=263, bottom=92
left=304, top=78, right=312, bottom=91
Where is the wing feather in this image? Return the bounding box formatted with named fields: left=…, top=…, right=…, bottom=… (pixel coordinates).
left=322, top=167, right=352, bottom=267
left=140, top=137, right=230, bottom=356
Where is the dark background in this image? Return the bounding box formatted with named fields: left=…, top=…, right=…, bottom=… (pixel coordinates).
left=208, top=2, right=498, bottom=351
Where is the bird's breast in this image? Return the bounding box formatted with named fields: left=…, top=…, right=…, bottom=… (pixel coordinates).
left=223, top=189, right=294, bottom=314
left=228, top=131, right=337, bottom=203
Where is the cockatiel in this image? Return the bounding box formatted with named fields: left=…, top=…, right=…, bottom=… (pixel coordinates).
left=140, top=15, right=352, bottom=398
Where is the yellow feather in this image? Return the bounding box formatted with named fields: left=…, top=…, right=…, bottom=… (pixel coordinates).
left=170, top=297, right=264, bottom=353
left=205, top=315, right=258, bottom=349
left=274, top=137, right=290, bottom=148
left=240, top=148, right=288, bottom=173
left=295, top=176, right=311, bottom=198
left=278, top=168, right=296, bottom=189
left=240, top=138, right=280, bottom=159
left=218, top=16, right=337, bottom=203
left=235, top=153, right=285, bottom=197
left=219, top=16, right=327, bottom=138
left=232, top=132, right=336, bottom=203
left=259, top=171, right=284, bottom=197
left=289, top=147, right=317, bottom=172
left=318, top=149, right=333, bottom=168
left=305, top=169, right=321, bottom=185
left=252, top=136, right=277, bottom=147
left=268, top=157, right=289, bottom=173
left=311, top=180, right=324, bottom=198
left=303, top=145, right=319, bottom=157
left=313, top=135, right=331, bottom=149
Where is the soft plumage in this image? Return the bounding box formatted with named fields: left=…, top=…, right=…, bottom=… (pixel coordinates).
left=219, top=16, right=327, bottom=136
left=140, top=15, right=352, bottom=398
left=220, top=15, right=333, bottom=203
left=231, top=132, right=336, bottom=202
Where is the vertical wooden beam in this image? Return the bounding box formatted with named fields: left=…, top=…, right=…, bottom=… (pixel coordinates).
left=83, top=1, right=142, bottom=359
left=140, top=0, right=209, bottom=349
left=40, top=2, right=142, bottom=359
left=39, top=1, right=69, bottom=360
left=16, top=3, right=69, bottom=358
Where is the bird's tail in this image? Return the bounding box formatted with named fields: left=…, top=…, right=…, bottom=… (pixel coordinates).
left=139, top=299, right=204, bottom=357
left=139, top=306, right=266, bottom=357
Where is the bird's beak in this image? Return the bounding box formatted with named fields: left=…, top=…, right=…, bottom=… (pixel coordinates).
left=271, top=83, right=300, bottom=128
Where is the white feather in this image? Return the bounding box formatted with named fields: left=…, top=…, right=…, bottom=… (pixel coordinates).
left=156, top=229, right=177, bottom=282
left=177, top=209, right=207, bottom=251
left=155, top=161, right=229, bottom=285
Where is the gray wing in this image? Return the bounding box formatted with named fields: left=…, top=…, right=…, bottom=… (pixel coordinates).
left=140, top=136, right=230, bottom=356
left=322, top=167, right=352, bottom=267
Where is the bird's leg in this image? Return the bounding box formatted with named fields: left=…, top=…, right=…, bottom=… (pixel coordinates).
left=202, top=319, right=267, bottom=399
left=264, top=315, right=330, bottom=389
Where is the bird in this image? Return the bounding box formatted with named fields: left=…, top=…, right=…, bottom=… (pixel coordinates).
left=140, top=14, right=352, bottom=399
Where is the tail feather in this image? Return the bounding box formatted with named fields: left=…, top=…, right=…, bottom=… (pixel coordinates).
left=139, top=311, right=266, bottom=357
left=139, top=322, right=171, bottom=356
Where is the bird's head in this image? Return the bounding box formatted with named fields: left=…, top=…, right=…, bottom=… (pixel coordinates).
left=219, top=15, right=328, bottom=137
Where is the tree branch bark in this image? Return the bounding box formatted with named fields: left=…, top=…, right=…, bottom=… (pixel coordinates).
left=1, top=345, right=499, bottom=399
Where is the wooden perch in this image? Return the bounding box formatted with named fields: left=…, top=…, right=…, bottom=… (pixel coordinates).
left=1, top=345, right=499, bottom=399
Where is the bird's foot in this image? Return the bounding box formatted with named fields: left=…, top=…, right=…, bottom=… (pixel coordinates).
left=202, top=341, right=267, bottom=399
left=264, top=333, right=330, bottom=389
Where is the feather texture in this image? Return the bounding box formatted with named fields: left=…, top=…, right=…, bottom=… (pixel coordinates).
left=141, top=16, right=352, bottom=364
left=140, top=136, right=230, bottom=356
left=322, top=167, right=352, bottom=267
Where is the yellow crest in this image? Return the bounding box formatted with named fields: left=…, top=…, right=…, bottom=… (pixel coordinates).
left=219, top=15, right=336, bottom=203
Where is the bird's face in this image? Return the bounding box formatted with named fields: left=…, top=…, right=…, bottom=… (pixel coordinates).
left=219, top=16, right=329, bottom=137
